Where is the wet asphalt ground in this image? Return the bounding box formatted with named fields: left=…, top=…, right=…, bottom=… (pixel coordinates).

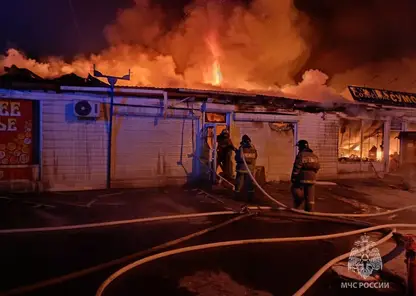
left=0, top=184, right=410, bottom=296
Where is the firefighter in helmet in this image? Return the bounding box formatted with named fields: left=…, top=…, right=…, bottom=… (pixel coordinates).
left=216, top=128, right=236, bottom=180
left=291, top=139, right=320, bottom=212
left=234, top=134, right=257, bottom=202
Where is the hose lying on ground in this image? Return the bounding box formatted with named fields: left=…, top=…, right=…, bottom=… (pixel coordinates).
left=0, top=211, right=237, bottom=234
left=292, top=229, right=396, bottom=296
left=195, top=155, right=235, bottom=190
left=95, top=223, right=416, bottom=296
left=240, top=148, right=416, bottom=218
left=0, top=213, right=253, bottom=296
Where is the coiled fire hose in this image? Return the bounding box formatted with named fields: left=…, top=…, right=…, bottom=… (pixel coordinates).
left=96, top=224, right=416, bottom=296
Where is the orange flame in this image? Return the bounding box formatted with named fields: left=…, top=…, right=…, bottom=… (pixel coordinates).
left=203, top=33, right=223, bottom=86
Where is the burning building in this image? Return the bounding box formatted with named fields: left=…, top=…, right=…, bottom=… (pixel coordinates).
left=1, top=66, right=416, bottom=192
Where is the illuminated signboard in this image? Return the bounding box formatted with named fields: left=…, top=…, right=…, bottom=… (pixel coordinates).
left=348, top=86, right=416, bottom=108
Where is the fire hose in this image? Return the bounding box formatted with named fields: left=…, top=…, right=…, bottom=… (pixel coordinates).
left=239, top=148, right=416, bottom=218
left=2, top=152, right=412, bottom=294
left=0, top=211, right=237, bottom=234
left=194, top=151, right=416, bottom=218
left=0, top=213, right=253, bottom=295
left=96, top=224, right=416, bottom=296
left=154, top=150, right=416, bottom=295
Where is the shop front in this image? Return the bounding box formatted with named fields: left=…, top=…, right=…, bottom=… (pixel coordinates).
left=0, top=99, right=39, bottom=190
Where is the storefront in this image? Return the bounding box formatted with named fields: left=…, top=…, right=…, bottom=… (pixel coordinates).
left=0, top=99, right=40, bottom=190
left=2, top=84, right=416, bottom=192
left=345, top=85, right=416, bottom=175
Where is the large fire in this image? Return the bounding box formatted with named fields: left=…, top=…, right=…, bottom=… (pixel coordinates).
left=203, top=33, right=223, bottom=86
left=0, top=0, right=352, bottom=103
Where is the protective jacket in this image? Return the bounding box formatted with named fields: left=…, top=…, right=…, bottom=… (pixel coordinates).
left=291, top=148, right=320, bottom=184
left=217, top=133, right=235, bottom=152
left=235, top=142, right=257, bottom=173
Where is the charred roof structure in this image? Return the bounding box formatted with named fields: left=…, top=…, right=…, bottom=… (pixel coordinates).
left=0, top=65, right=356, bottom=114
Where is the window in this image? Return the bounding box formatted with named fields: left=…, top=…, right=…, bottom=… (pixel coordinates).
left=389, top=131, right=400, bottom=172
left=338, top=119, right=361, bottom=162
left=338, top=119, right=384, bottom=163
left=408, top=122, right=416, bottom=131
left=205, top=112, right=226, bottom=123
left=362, top=120, right=384, bottom=161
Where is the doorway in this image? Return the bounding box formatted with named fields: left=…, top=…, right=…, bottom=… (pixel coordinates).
left=201, top=123, right=229, bottom=183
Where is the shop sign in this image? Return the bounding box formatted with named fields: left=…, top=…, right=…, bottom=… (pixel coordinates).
left=0, top=100, right=34, bottom=181
left=348, top=86, right=416, bottom=108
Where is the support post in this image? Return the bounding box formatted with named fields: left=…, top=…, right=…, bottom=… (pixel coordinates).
left=360, top=119, right=364, bottom=172
left=383, top=118, right=391, bottom=174
left=93, top=66, right=130, bottom=189
left=107, top=83, right=115, bottom=190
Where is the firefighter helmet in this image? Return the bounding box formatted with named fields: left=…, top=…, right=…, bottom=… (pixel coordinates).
left=242, top=134, right=251, bottom=143
left=296, top=139, right=309, bottom=150
left=221, top=128, right=229, bottom=135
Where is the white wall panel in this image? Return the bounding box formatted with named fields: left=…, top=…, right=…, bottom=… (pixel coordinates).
left=297, top=112, right=338, bottom=177
left=41, top=99, right=107, bottom=191
left=112, top=106, right=198, bottom=187
left=231, top=120, right=295, bottom=182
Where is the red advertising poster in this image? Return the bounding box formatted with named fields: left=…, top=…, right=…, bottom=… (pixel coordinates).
left=0, top=99, right=34, bottom=181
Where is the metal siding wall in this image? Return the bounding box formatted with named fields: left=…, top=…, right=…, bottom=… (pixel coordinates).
left=297, top=113, right=338, bottom=177
left=41, top=99, right=107, bottom=191
left=232, top=121, right=295, bottom=182
left=112, top=107, right=197, bottom=188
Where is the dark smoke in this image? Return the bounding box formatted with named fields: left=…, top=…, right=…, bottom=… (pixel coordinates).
left=294, top=0, right=416, bottom=91
left=2, top=0, right=416, bottom=100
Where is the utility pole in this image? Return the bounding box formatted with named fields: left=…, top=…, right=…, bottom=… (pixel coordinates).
left=93, top=65, right=131, bottom=189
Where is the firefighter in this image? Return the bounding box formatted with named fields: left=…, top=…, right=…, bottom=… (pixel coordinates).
left=291, top=139, right=320, bottom=212
left=216, top=128, right=236, bottom=180
left=234, top=134, right=257, bottom=202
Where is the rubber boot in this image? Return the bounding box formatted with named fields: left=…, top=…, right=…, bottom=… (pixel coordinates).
left=304, top=201, right=315, bottom=212
left=293, top=199, right=303, bottom=209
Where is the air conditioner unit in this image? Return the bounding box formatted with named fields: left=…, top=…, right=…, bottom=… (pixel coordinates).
left=73, top=100, right=100, bottom=118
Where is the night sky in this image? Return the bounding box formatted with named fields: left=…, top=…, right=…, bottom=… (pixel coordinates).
left=0, top=0, right=132, bottom=59
left=2, top=0, right=416, bottom=78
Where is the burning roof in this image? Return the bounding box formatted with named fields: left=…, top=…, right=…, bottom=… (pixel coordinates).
left=0, top=65, right=108, bottom=89
left=6, top=64, right=413, bottom=116
left=0, top=65, right=354, bottom=114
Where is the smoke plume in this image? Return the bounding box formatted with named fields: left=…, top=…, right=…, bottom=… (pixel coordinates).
left=2, top=0, right=416, bottom=102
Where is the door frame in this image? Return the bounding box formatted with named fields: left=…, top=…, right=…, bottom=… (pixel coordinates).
left=202, top=122, right=231, bottom=183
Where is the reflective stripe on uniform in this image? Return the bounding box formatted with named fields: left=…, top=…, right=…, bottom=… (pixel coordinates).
left=299, top=180, right=316, bottom=184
